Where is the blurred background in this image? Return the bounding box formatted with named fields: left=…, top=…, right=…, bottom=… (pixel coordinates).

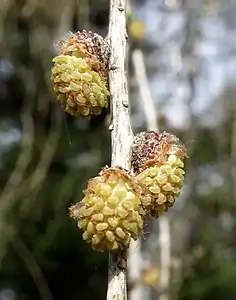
left=0, top=0, right=236, bottom=299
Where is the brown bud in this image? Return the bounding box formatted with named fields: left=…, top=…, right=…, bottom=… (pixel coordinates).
left=131, top=131, right=187, bottom=174
left=56, top=30, right=110, bottom=80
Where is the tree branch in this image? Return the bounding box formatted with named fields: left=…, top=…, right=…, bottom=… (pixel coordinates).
left=106, top=0, right=132, bottom=299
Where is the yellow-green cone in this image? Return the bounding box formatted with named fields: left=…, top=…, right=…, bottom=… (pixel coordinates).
left=51, top=55, right=109, bottom=118
left=137, top=154, right=185, bottom=217
left=132, top=131, right=188, bottom=217
left=51, top=30, right=110, bottom=118
left=69, top=168, right=147, bottom=252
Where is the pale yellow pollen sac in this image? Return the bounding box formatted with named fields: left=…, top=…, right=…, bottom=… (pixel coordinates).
left=176, top=158, right=184, bottom=167
left=162, top=183, right=173, bottom=192
left=136, top=216, right=144, bottom=229
left=91, top=213, right=104, bottom=222
left=66, top=106, right=74, bottom=115
left=51, top=67, right=59, bottom=75
left=156, top=193, right=166, bottom=205
left=142, top=196, right=152, bottom=207
left=61, top=72, right=71, bottom=82
left=102, top=206, right=114, bottom=216
left=123, top=235, right=131, bottom=246
left=148, top=167, right=159, bottom=177
left=122, top=200, right=134, bottom=211
left=80, top=107, right=90, bottom=116
left=67, top=98, right=75, bottom=108
left=125, top=191, right=137, bottom=201
left=169, top=174, right=181, bottom=183
left=58, top=86, right=70, bottom=93
left=132, top=197, right=142, bottom=209
left=157, top=175, right=168, bottom=185
left=121, top=220, right=129, bottom=230
left=128, top=211, right=139, bottom=222
left=115, top=227, right=126, bottom=239
left=106, top=196, right=119, bottom=208
left=83, top=207, right=94, bottom=217
left=109, top=241, right=119, bottom=251
left=167, top=154, right=178, bottom=164
left=82, top=83, right=90, bottom=96
left=139, top=171, right=149, bottom=181
left=105, top=230, right=115, bottom=242
left=97, top=95, right=106, bottom=107
left=99, top=185, right=112, bottom=198
left=172, top=187, right=180, bottom=195
left=143, top=176, right=153, bottom=186
left=91, top=83, right=101, bottom=94
left=149, top=185, right=160, bottom=194
left=128, top=222, right=139, bottom=236
left=167, top=196, right=175, bottom=204
left=77, top=206, right=86, bottom=216
left=159, top=165, right=172, bottom=173
left=81, top=72, right=92, bottom=82
left=76, top=94, right=86, bottom=104
left=96, top=222, right=109, bottom=231
left=89, top=96, right=98, bottom=107
left=82, top=231, right=90, bottom=241
left=92, top=198, right=104, bottom=211
left=77, top=219, right=88, bottom=229
left=92, top=234, right=101, bottom=245
left=91, top=71, right=100, bottom=82
left=87, top=221, right=96, bottom=233
left=72, top=69, right=81, bottom=80
left=53, top=75, right=61, bottom=83
left=116, top=207, right=129, bottom=218
left=92, top=182, right=104, bottom=194
left=113, top=186, right=127, bottom=199
left=168, top=155, right=184, bottom=168
left=84, top=196, right=95, bottom=206
left=107, top=217, right=119, bottom=228
left=174, top=168, right=185, bottom=176
left=70, top=82, right=81, bottom=92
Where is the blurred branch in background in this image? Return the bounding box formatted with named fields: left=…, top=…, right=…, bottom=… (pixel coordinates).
left=127, top=2, right=146, bottom=300
left=230, top=94, right=236, bottom=200
left=0, top=0, right=62, bottom=277
left=0, top=70, right=35, bottom=265
left=4, top=226, right=54, bottom=300
left=0, top=99, right=34, bottom=206
left=19, top=107, right=62, bottom=212
left=0, top=104, right=61, bottom=265
left=56, top=0, right=74, bottom=39
left=132, top=48, right=171, bottom=300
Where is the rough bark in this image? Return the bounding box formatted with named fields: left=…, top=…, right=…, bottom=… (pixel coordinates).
left=106, top=0, right=132, bottom=299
